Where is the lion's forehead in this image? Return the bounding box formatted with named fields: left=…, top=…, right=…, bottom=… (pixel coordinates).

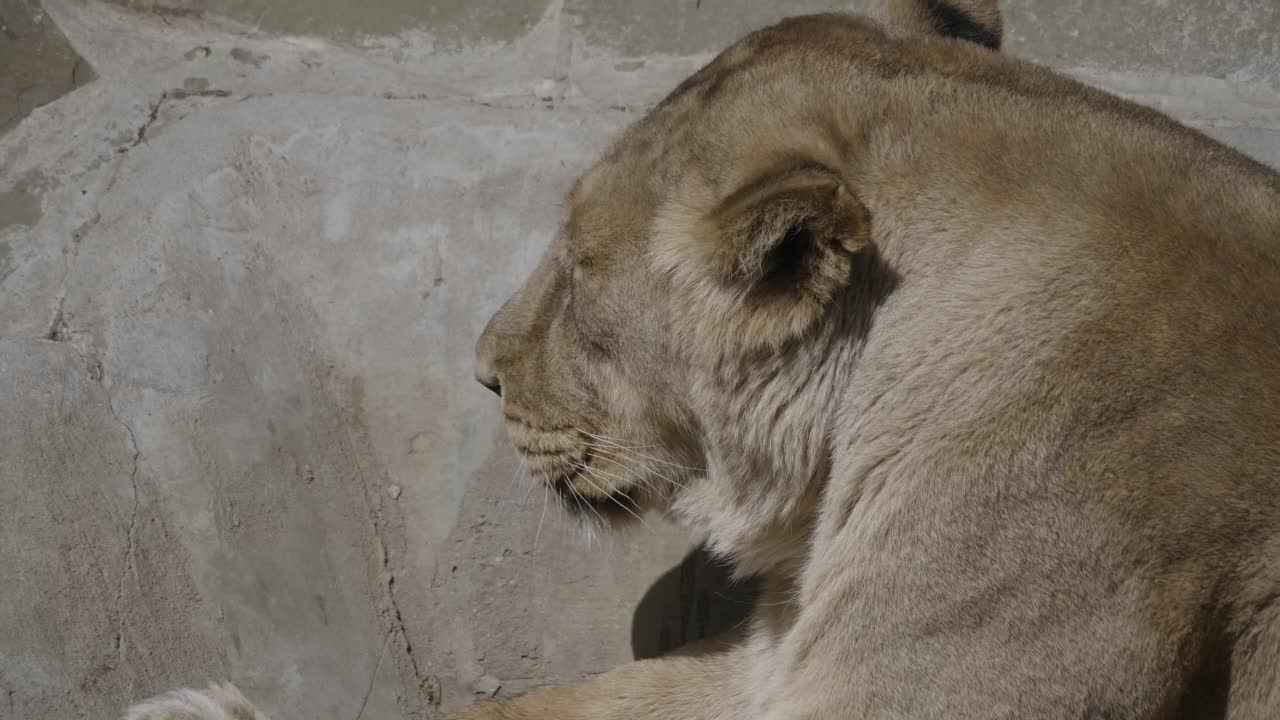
left=564, top=165, right=661, bottom=265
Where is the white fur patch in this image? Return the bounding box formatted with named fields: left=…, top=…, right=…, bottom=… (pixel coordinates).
left=123, top=683, right=269, bottom=720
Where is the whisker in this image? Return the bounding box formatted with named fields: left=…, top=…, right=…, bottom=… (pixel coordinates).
left=508, top=455, right=524, bottom=491
left=577, top=457, right=643, bottom=486
left=589, top=445, right=690, bottom=491
left=588, top=443, right=687, bottom=486
left=581, top=432, right=706, bottom=473
left=583, top=454, right=664, bottom=497
left=576, top=476, right=609, bottom=527
left=565, top=472, right=609, bottom=527
left=578, top=430, right=652, bottom=449
left=533, top=484, right=549, bottom=552
left=557, top=492, right=570, bottom=544
left=582, top=432, right=702, bottom=471
left=515, top=458, right=535, bottom=502
left=575, top=466, right=654, bottom=531
left=592, top=455, right=671, bottom=498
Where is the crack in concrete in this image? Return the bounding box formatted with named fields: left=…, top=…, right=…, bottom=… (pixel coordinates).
left=128, top=92, right=168, bottom=150
left=168, top=88, right=620, bottom=116
left=342, top=421, right=433, bottom=718
left=43, top=225, right=89, bottom=342
left=43, top=87, right=167, bottom=346
left=373, top=91, right=562, bottom=112
left=93, top=80, right=1280, bottom=131
left=34, top=100, right=150, bottom=656
left=45, top=307, right=68, bottom=342
left=169, top=88, right=232, bottom=100
left=46, top=321, right=145, bottom=663
left=105, top=384, right=142, bottom=664
left=25, top=86, right=161, bottom=669
left=43, top=208, right=105, bottom=350
left=45, top=255, right=73, bottom=345
left=378, top=529, right=431, bottom=713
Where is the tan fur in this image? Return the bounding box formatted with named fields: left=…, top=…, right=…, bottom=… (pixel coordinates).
left=125, top=2, right=1280, bottom=718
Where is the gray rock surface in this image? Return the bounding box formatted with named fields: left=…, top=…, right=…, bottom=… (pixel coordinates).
left=0, top=0, right=95, bottom=134
left=0, top=2, right=1276, bottom=719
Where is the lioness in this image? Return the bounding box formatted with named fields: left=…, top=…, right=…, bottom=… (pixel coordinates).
left=126, top=1, right=1280, bottom=718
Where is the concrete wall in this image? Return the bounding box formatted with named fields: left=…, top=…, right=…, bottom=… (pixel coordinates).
left=0, top=2, right=1276, bottom=719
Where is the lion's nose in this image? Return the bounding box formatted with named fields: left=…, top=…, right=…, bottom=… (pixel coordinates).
left=475, top=302, right=507, bottom=398
left=474, top=337, right=502, bottom=397
left=476, top=370, right=502, bottom=397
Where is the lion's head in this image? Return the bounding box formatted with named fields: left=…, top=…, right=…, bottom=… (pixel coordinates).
left=475, top=5, right=1000, bottom=570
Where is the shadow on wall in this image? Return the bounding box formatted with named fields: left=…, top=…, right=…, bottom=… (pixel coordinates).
left=631, top=544, right=761, bottom=660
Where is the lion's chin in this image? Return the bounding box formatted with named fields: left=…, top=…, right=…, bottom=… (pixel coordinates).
left=550, top=470, right=645, bottom=524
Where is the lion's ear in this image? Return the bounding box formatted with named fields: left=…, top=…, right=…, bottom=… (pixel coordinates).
left=660, top=165, right=869, bottom=344
left=700, top=166, right=868, bottom=290
left=870, top=0, right=1002, bottom=51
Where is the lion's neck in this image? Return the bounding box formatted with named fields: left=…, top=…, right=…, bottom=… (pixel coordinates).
left=671, top=289, right=878, bottom=576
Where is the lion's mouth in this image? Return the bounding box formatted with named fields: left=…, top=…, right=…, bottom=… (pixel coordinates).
left=514, top=444, right=643, bottom=521
left=551, top=464, right=640, bottom=518
left=505, top=414, right=651, bottom=522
